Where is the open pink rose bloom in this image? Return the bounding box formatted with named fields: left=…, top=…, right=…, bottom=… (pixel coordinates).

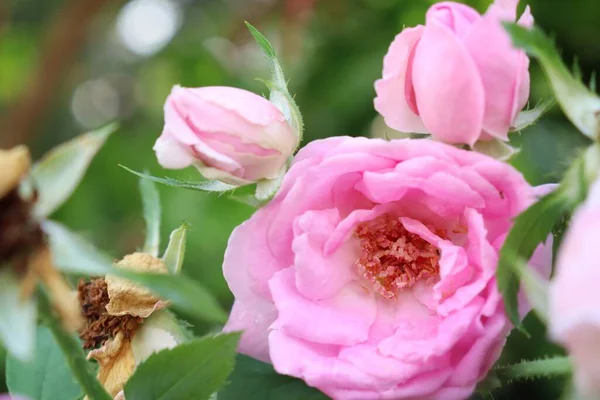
left=223, top=137, right=551, bottom=399
left=374, top=0, right=532, bottom=145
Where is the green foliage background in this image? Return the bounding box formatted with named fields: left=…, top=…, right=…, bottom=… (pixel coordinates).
left=1, top=0, right=599, bottom=398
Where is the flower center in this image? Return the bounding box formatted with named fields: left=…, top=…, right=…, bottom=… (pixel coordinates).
left=78, top=278, right=142, bottom=349
left=354, top=214, right=442, bottom=299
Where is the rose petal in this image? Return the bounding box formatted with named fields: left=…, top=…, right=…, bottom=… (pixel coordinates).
left=374, top=27, right=428, bottom=134
left=463, top=1, right=530, bottom=139
left=270, top=268, right=376, bottom=346
left=412, top=23, right=485, bottom=145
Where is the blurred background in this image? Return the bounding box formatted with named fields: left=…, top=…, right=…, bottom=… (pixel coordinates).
left=1, top=0, right=599, bottom=398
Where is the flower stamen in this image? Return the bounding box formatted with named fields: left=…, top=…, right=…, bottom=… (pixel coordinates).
left=355, top=214, right=442, bottom=299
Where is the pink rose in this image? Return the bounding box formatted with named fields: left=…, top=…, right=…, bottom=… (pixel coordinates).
left=374, top=0, right=533, bottom=145
left=223, top=136, right=551, bottom=399
left=550, top=179, right=600, bottom=397
left=154, top=86, right=298, bottom=185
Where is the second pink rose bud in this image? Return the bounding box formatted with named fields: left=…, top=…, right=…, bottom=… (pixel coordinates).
left=375, top=0, right=533, bottom=145
left=154, top=86, right=298, bottom=186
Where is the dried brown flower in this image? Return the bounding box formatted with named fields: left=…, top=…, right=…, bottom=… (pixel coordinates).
left=0, top=189, right=44, bottom=275
left=78, top=278, right=142, bottom=350
left=81, top=252, right=169, bottom=399
left=0, top=146, right=83, bottom=332
left=0, top=146, right=41, bottom=275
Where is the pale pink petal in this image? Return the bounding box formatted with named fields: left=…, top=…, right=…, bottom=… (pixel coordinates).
left=269, top=268, right=376, bottom=346
left=292, top=209, right=359, bottom=300
left=223, top=298, right=277, bottom=363
left=267, top=152, right=395, bottom=263
left=412, top=23, right=485, bottom=145
left=374, top=27, right=428, bottom=134
left=223, top=210, right=286, bottom=300
left=268, top=330, right=378, bottom=391
left=550, top=212, right=600, bottom=337
left=340, top=342, right=447, bottom=386
left=449, top=312, right=508, bottom=386
left=426, top=2, right=481, bottom=37
left=379, top=297, right=485, bottom=362
left=153, top=131, right=195, bottom=169
left=564, top=324, right=600, bottom=396
left=437, top=209, right=497, bottom=316
left=463, top=1, right=530, bottom=139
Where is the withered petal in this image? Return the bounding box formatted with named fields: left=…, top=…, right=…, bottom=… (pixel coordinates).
left=87, top=332, right=136, bottom=398
left=0, top=146, right=30, bottom=199
left=106, top=253, right=169, bottom=318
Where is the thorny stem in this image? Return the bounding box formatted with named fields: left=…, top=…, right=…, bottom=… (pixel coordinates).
left=38, top=289, right=112, bottom=400
left=494, top=356, right=572, bottom=383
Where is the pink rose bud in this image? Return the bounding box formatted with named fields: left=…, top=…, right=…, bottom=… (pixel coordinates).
left=374, top=0, right=533, bottom=145
left=154, top=86, right=298, bottom=186
left=550, top=179, right=600, bottom=398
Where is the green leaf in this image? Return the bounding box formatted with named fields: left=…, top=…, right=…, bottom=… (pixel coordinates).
left=31, top=123, right=117, bottom=218
left=120, top=165, right=237, bottom=192
left=510, top=99, right=556, bottom=132
left=497, top=190, right=570, bottom=333
left=6, top=327, right=82, bottom=400
left=37, top=290, right=112, bottom=400
left=43, top=221, right=227, bottom=324
left=0, top=269, right=36, bottom=361
left=140, top=176, right=161, bottom=257
left=124, top=332, right=241, bottom=400
left=219, top=355, right=330, bottom=400
left=43, top=220, right=114, bottom=276
left=503, top=254, right=550, bottom=324
left=162, top=222, right=189, bottom=275
left=504, top=23, right=600, bottom=140
left=472, top=139, right=519, bottom=161
left=245, top=22, right=303, bottom=146
left=494, top=356, right=571, bottom=383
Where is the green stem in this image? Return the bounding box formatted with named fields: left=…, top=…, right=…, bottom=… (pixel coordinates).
left=38, top=290, right=112, bottom=400
left=495, top=356, right=572, bottom=383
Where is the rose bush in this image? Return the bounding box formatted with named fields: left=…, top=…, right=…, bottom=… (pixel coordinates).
left=223, top=136, right=551, bottom=399
left=374, top=0, right=532, bottom=145
left=154, top=85, right=297, bottom=186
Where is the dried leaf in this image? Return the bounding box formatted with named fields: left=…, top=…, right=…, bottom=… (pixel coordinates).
left=106, top=253, right=168, bottom=318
